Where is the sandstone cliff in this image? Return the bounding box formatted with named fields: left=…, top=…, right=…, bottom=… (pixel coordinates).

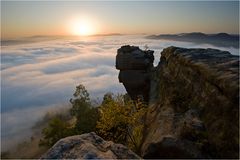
left=116, top=45, right=239, bottom=158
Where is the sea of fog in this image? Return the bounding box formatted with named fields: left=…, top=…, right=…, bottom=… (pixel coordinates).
left=1, top=35, right=239, bottom=151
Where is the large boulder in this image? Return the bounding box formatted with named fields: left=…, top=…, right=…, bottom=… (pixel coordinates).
left=41, top=132, right=140, bottom=159
left=116, top=45, right=154, bottom=101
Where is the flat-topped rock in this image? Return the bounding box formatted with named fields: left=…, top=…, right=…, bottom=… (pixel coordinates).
left=160, top=46, right=239, bottom=101
left=116, top=45, right=154, bottom=70
left=161, top=46, right=238, bottom=76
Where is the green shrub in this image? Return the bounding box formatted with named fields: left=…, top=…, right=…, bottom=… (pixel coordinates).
left=96, top=93, right=147, bottom=153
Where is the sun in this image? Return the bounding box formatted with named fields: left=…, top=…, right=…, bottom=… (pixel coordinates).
left=70, top=18, right=96, bottom=36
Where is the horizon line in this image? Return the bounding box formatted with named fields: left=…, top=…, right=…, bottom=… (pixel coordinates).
left=1, top=31, right=239, bottom=40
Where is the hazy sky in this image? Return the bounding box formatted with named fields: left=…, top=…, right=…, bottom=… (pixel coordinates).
left=1, top=1, right=239, bottom=39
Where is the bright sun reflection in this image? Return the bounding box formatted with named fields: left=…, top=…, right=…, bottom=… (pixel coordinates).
left=70, top=18, right=96, bottom=36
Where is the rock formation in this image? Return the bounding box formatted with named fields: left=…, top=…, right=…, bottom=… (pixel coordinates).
left=116, top=45, right=154, bottom=102
left=41, top=132, right=140, bottom=159
left=116, top=46, right=239, bottom=158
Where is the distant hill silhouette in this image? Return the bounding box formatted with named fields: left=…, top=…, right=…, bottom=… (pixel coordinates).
left=146, top=32, right=239, bottom=48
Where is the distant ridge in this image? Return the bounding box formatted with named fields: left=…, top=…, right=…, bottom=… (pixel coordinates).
left=146, top=32, right=239, bottom=48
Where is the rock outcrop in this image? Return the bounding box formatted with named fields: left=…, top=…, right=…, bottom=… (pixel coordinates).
left=116, top=45, right=154, bottom=102
left=116, top=46, right=239, bottom=159
left=41, top=132, right=140, bottom=159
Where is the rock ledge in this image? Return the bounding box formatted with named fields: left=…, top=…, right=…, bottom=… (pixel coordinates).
left=41, top=132, right=140, bottom=159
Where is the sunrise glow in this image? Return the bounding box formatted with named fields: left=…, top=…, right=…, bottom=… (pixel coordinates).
left=70, top=18, right=96, bottom=36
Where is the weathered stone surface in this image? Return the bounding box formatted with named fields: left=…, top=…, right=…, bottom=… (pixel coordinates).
left=41, top=132, right=140, bottom=159
left=143, top=136, right=204, bottom=159
left=116, top=45, right=154, bottom=70
left=116, top=45, right=154, bottom=101
left=119, top=70, right=150, bottom=101
left=142, top=46, right=239, bottom=159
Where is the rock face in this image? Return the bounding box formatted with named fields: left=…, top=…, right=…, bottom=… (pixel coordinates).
left=116, top=46, right=239, bottom=159
left=41, top=132, right=140, bottom=159
left=116, top=45, right=154, bottom=102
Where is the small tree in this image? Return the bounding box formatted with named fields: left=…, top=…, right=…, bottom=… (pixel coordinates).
left=40, top=84, right=98, bottom=147
left=39, top=116, right=74, bottom=147
left=70, top=84, right=98, bottom=134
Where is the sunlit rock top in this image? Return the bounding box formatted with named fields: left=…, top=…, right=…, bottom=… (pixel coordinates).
left=41, top=132, right=140, bottom=159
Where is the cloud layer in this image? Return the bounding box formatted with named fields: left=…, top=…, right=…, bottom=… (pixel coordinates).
left=1, top=35, right=239, bottom=151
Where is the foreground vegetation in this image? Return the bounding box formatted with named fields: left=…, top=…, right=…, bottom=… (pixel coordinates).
left=1, top=84, right=147, bottom=158
left=40, top=84, right=147, bottom=154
